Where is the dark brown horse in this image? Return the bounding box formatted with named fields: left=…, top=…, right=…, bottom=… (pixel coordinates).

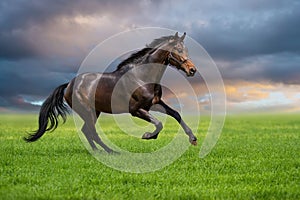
left=25, top=32, right=198, bottom=153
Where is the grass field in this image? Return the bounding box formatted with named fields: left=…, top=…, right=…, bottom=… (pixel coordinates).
left=0, top=113, right=299, bottom=199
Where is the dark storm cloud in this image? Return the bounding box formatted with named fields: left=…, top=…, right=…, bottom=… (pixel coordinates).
left=219, top=53, right=300, bottom=84
left=177, top=0, right=300, bottom=84
left=0, top=0, right=151, bottom=59
left=0, top=58, right=76, bottom=112
left=189, top=0, right=300, bottom=60
left=0, top=0, right=300, bottom=111
left=0, top=0, right=139, bottom=31
left=0, top=30, right=44, bottom=59
left=136, top=0, right=300, bottom=84
left=253, top=53, right=300, bottom=85
left=0, top=59, right=76, bottom=96
left=0, top=0, right=143, bottom=110
left=0, top=0, right=81, bottom=59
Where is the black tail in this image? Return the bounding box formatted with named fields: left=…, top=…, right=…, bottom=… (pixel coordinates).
left=24, top=83, right=69, bottom=142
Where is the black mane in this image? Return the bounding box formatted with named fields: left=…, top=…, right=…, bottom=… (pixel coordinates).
left=116, top=35, right=174, bottom=70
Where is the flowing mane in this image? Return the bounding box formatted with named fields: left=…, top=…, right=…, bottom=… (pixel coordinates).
left=116, top=35, right=174, bottom=70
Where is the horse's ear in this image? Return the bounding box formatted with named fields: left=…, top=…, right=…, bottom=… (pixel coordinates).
left=180, top=32, right=186, bottom=41
left=174, top=32, right=179, bottom=38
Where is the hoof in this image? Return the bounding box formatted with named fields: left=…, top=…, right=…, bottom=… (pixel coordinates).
left=109, top=151, right=120, bottom=155
left=106, top=149, right=119, bottom=154
left=189, top=136, right=197, bottom=146
left=142, top=132, right=158, bottom=140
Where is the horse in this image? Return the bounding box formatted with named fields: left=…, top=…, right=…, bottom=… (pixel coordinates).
left=24, top=32, right=198, bottom=153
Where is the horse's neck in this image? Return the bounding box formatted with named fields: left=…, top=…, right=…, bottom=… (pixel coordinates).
left=134, top=63, right=167, bottom=84
left=134, top=48, right=169, bottom=83
left=116, top=42, right=171, bottom=83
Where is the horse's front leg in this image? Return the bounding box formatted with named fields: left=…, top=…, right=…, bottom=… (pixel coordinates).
left=131, top=108, right=163, bottom=140
left=156, top=100, right=197, bottom=145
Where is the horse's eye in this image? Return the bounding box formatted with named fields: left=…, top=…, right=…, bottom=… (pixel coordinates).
left=177, top=47, right=183, bottom=53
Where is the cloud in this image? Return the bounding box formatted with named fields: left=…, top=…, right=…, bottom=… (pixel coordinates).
left=218, top=53, right=300, bottom=84
left=225, top=82, right=272, bottom=103
left=189, top=1, right=300, bottom=60
left=226, top=81, right=300, bottom=113
left=0, top=0, right=159, bottom=59
left=0, top=0, right=141, bottom=31
left=0, top=0, right=300, bottom=112
left=0, top=59, right=75, bottom=111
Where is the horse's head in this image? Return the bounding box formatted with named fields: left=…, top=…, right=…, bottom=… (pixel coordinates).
left=167, top=32, right=197, bottom=77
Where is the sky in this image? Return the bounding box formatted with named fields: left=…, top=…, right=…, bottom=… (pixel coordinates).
left=0, top=0, right=300, bottom=114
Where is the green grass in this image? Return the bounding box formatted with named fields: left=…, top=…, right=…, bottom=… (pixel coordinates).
left=0, top=113, right=299, bottom=199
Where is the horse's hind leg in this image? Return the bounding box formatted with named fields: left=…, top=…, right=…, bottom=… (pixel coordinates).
left=132, top=108, right=163, bottom=140
left=81, top=111, right=100, bottom=150
left=82, top=123, right=97, bottom=150
left=79, top=109, right=115, bottom=153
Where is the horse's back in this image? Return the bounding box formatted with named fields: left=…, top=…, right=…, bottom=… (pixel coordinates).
left=64, top=73, right=117, bottom=113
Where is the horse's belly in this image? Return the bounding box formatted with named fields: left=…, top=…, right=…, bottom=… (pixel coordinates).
left=94, top=78, right=131, bottom=114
